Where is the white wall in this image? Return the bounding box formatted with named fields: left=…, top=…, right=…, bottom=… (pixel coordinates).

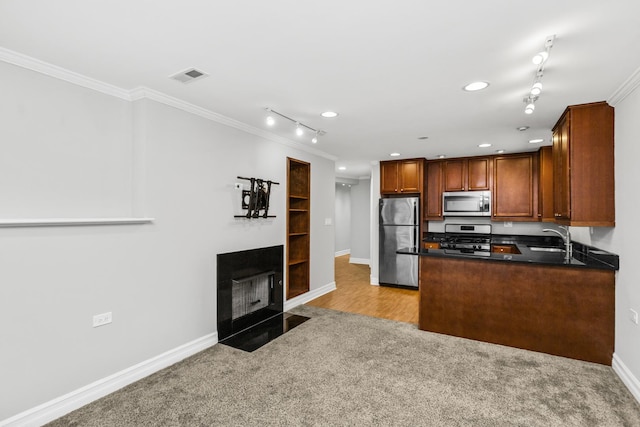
left=334, top=184, right=351, bottom=255
left=0, top=61, right=335, bottom=421
left=370, top=163, right=380, bottom=284
left=0, top=61, right=134, bottom=218
left=350, top=178, right=371, bottom=263
left=604, top=79, right=640, bottom=395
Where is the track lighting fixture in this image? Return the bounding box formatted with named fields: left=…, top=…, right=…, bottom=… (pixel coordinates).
left=264, top=107, right=326, bottom=143
left=523, top=35, right=555, bottom=114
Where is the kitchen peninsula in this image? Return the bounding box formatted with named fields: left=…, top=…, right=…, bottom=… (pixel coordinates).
left=400, top=236, right=618, bottom=365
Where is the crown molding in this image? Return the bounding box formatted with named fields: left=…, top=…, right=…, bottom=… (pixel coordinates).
left=130, top=87, right=338, bottom=161
left=608, top=65, right=640, bottom=106
left=0, top=47, right=132, bottom=100
left=0, top=48, right=337, bottom=162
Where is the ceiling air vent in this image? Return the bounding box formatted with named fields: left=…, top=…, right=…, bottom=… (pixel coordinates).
left=169, top=68, right=209, bottom=84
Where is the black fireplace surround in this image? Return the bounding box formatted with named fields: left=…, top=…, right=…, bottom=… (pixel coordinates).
left=217, top=245, right=284, bottom=341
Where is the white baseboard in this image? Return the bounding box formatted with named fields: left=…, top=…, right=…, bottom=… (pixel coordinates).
left=335, top=249, right=350, bottom=257
left=370, top=275, right=379, bottom=286
left=284, top=281, right=336, bottom=311
left=1, top=333, right=218, bottom=427
left=612, top=353, right=640, bottom=405
left=349, top=257, right=370, bottom=265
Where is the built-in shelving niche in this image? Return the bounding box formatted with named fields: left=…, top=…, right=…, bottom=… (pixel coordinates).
left=286, top=158, right=310, bottom=299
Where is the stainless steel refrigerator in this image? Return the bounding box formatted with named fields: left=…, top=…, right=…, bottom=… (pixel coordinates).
left=379, top=197, right=419, bottom=288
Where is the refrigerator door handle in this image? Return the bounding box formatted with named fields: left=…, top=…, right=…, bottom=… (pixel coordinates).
left=412, top=226, right=417, bottom=250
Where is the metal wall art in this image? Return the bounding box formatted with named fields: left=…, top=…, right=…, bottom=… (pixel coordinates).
left=234, top=176, right=279, bottom=219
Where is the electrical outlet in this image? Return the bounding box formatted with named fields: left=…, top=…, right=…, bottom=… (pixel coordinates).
left=630, top=309, right=639, bottom=325
left=93, top=312, right=112, bottom=328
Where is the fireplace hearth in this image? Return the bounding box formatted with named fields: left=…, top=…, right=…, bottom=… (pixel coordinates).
left=217, top=245, right=308, bottom=351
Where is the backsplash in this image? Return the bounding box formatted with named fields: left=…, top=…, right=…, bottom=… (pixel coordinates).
left=428, top=218, right=587, bottom=238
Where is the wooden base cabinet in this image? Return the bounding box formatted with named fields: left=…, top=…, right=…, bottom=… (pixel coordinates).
left=287, top=158, right=310, bottom=299
left=419, top=256, right=614, bottom=365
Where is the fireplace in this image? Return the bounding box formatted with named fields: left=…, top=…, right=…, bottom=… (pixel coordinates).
left=217, top=245, right=308, bottom=351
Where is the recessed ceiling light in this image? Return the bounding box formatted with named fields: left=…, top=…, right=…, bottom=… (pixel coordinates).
left=529, top=138, right=544, bottom=144
left=338, top=166, right=346, bottom=171
left=417, top=136, right=429, bottom=140
left=463, top=81, right=489, bottom=92
left=478, top=143, right=492, bottom=148
left=438, top=154, right=446, bottom=159
left=390, top=152, right=401, bottom=157
left=321, top=111, right=338, bottom=118
left=517, top=126, right=530, bottom=132
left=496, top=149, right=505, bottom=154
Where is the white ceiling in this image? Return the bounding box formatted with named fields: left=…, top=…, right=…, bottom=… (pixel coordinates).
left=2, top=1, right=640, bottom=179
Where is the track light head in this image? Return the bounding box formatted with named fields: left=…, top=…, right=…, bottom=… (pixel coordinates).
left=525, top=103, right=535, bottom=114
left=532, top=51, right=549, bottom=65
left=530, top=82, right=542, bottom=96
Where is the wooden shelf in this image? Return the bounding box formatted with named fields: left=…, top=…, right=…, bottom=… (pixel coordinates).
left=287, top=158, right=310, bottom=300
left=0, top=217, right=154, bottom=228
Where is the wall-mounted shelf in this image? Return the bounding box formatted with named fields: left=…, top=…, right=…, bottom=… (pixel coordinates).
left=0, top=217, right=155, bottom=228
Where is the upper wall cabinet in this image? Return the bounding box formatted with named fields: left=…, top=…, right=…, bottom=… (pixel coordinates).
left=537, top=146, right=555, bottom=222
left=380, top=159, right=424, bottom=195
left=424, top=160, right=444, bottom=220
left=443, top=157, right=491, bottom=192
left=552, top=102, right=615, bottom=226
left=492, top=153, right=538, bottom=221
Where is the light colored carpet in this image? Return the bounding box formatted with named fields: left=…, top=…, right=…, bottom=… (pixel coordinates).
left=47, top=305, right=640, bottom=426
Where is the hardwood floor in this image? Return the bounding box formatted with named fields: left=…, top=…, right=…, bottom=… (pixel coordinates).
left=306, top=255, right=419, bottom=324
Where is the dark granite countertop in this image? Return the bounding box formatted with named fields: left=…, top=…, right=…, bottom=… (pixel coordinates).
left=398, top=233, right=619, bottom=270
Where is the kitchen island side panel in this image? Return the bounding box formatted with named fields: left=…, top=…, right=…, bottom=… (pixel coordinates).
left=419, top=256, right=614, bottom=365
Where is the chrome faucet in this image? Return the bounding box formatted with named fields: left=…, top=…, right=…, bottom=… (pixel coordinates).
left=543, top=226, right=573, bottom=263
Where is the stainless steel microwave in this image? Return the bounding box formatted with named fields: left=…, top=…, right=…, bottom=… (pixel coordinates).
left=442, top=191, right=491, bottom=217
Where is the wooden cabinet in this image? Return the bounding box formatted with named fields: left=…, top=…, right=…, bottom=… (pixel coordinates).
left=380, top=159, right=424, bottom=194
left=424, top=160, right=444, bottom=220
left=287, top=158, right=310, bottom=299
left=492, top=153, right=538, bottom=221
left=423, top=241, right=441, bottom=250
left=444, top=157, right=491, bottom=192
left=552, top=102, right=615, bottom=226
left=538, top=146, right=555, bottom=222
left=491, top=244, right=521, bottom=254
left=419, top=256, right=614, bottom=365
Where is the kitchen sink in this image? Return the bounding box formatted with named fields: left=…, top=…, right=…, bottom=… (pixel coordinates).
left=528, top=246, right=565, bottom=253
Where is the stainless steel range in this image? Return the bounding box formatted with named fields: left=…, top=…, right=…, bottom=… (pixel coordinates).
left=441, top=224, right=492, bottom=256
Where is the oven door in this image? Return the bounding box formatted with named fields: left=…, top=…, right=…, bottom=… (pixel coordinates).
left=442, top=191, right=491, bottom=216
